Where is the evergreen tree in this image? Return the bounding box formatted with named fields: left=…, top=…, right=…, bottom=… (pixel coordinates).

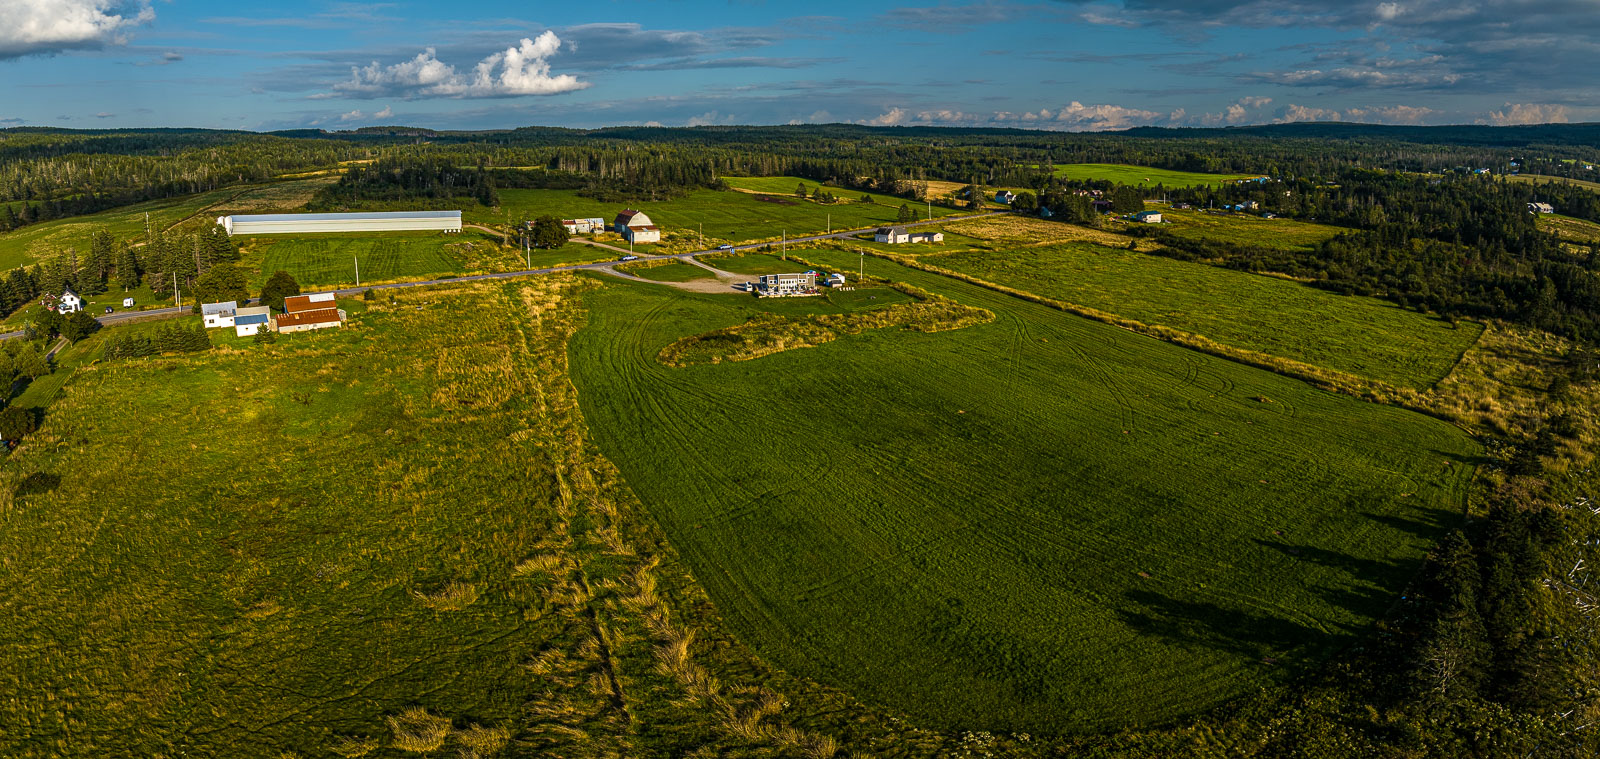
left=190, top=263, right=250, bottom=311
left=0, top=406, right=37, bottom=443
left=59, top=311, right=100, bottom=342
left=896, top=204, right=914, bottom=223
left=114, top=241, right=141, bottom=290
left=528, top=216, right=570, bottom=249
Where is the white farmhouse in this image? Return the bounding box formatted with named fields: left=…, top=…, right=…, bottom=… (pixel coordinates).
left=874, top=226, right=910, bottom=244
left=202, top=301, right=238, bottom=329
left=58, top=286, right=82, bottom=314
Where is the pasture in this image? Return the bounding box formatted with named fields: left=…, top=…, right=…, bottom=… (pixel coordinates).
left=1540, top=214, right=1600, bottom=244
left=630, top=261, right=715, bottom=282
left=482, top=186, right=959, bottom=244
left=0, top=178, right=332, bottom=270
left=723, top=176, right=961, bottom=215
left=697, top=252, right=806, bottom=275
left=1152, top=207, right=1345, bottom=251
left=920, top=243, right=1479, bottom=389
left=0, top=278, right=865, bottom=757
left=240, top=229, right=512, bottom=287
left=1044, top=164, right=1259, bottom=188
left=569, top=259, right=1478, bottom=733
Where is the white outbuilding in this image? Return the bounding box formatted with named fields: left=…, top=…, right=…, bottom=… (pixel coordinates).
left=202, top=301, right=238, bottom=328
left=217, top=210, right=462, bottom=236
left=58, top=287, right=82, bottom=314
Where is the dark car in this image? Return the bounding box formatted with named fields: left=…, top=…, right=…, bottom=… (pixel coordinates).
left=104, top=306, right=113, bottom=314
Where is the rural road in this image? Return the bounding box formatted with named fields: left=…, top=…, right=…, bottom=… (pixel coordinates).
left=0, top=211, right=1008, bottom=342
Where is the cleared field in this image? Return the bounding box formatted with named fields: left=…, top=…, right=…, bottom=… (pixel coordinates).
left=697, top=252, right=805, bottom=275
left=1540, top=214, right=1600, bottom=244
left=0, top=278, right=863, bottom=757
left=631, top=261, right=715, bottom=282
left=1045, top=164, right=1259, bottom=188
left=921, top=243, right=1479, bottom=389
left=1506, top=174, right=1600, bottom=193
left=481, top=187, right=959, bottom=244
left=241, top=230, right=509, bottom=287
left=723, top=176, right=960, bottom=214
left=0, top=178, right=333, bottom=270
left=570, top=261, right=1478, bottom=733
left=1154, top=208, right=1345, bottom=251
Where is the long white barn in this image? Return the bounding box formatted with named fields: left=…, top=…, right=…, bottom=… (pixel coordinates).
left=217, top=210, right=462, bottom=236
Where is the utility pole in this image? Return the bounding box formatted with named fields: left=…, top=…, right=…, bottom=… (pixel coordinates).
left=858, top=250, right=864, bottom=279
left=827, top=213, right=830, bottom=234
left=699, top=222, right=703, bottom=250
left=173, top=272, right=179, bottom=310
left=782, top=230, right=786, bottom=260
left=927, top=200, right=932, bottom=221
left=355, top=256, right=361, bottom=287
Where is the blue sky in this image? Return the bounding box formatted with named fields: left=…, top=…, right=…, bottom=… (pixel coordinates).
left=1, top=0, right=1592, bottom=131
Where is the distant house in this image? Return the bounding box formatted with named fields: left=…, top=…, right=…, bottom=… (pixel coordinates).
left=1240, top=200, right=1260, bottom=210
left=757, top=272, right=818, bottom=297
left=995, top=190, right=1016, bottom=204
left=1173, top=203, right=1192, bottom=210
left=1133, top=211, right=1162, bottom=224
left=614, top=210, right=662, bottom=244
left=1474, top=168, right=1492, bottom=174
left=557, top=217, right=606, bottom=234
left=1529, top=202, right=1556, bottom=214
left=58, top=286, right=82, bottom=314
left=1091, top=200, right=1114, bottom=213
left=202, top=300, right=238, bottom=329
left=909, top=231, right=944, bottom=243
left=874, top=226, right=910, bottom=244
left=233, top=305, right=272, bottom=337
left=1039, top=207, right=1054, bottom=218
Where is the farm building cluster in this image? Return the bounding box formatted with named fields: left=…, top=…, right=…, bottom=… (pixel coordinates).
left=201, top=292, right=344, bottom=337
left=217, top=210, right=463, bottom=236
left=753, top=271, right=849, bottom=297
left=873, top=227, right=944, bottom=244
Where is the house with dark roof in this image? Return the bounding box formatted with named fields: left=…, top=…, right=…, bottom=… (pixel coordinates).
left=58, top=286, right=82, bottom=314
left=874, top=226, right=910, bottom=244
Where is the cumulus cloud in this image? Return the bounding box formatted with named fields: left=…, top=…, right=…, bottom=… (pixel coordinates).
left=373, top=105, right=393, bottom=119
left=0, top=0, right=154, bottom=58
left=94, top=111, right=114, bottom=118
left=865, top=107, right=908, bottom=126
left=1199, top=96, right=1272, bottom=125
left=1485, top=103, right=1570, bottom=126
left=327, top=32, right=588, bottom=99
left=1271, top=103, right=1440, bottom=125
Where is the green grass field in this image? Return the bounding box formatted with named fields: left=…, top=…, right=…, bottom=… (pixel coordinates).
left=0, top=178, right=333, bottom=271
left=698, top=252, right=806, bottom=275
left=1044, top=164, right=1260, bottom=188
left=631, top=261, right=715, bottom=282
left=240, top=230, right=512, bottom=287
left=569, top=260, right=1478, bottom=733
left=1540, top=214, right=1600, bottom=244
left=1506, top=174, right=1600, bottom=194
left=1154, top=208, right=1346, bottom=251
left=919, top=243, right=1478, bottom=389
left=478, top=186, right=960, bottom=244
left=1, top=278, right=890, bottom=757
left=722, top=176, right=960, bottom=212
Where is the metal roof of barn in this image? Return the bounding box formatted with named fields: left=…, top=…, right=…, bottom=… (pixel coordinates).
left=235, top=314, right=269, bottom=325
left=227, top=210, right=461, bottom=223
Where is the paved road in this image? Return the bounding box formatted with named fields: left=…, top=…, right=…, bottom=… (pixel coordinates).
left=0, top=210, right=1008, bottom=342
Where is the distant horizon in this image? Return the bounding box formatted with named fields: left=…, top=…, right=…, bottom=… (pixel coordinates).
left=5, top=119, right=1595, bottom=137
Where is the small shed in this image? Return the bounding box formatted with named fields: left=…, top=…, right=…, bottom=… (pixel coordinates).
left=202, top=301, right=238, bottom=329
left=1134, top=211, right=1163, bottom=224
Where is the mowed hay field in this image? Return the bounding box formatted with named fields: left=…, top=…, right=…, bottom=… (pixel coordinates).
left=922, top=243, right=1480, bottom=389
left=1541, top=214, right=1600, bottom=244
left=1154, top=208, right=1346, bottom=251
left=241, top=229, right=511, bottom=287
left=0, top=278, right=864, bottom=757
left=723, top=176, right=963, bottom=213
left=1045, top=164, right=1259, bottom=188
left=569, top=260, right=1479, bottom=733
left=0, top=178, right=333, bottom=269
left=481, top=186, right=957, bottom=244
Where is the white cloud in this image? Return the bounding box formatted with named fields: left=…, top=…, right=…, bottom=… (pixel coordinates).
left=864, top=107, right=908, bottom=126
left=338, top=109, right=364, bottom=122
left=1271, top=103, right=1439, bottom=125
left=1044, top=101, right=1169, bottom=131
left=328, top=32, right=588, bottom=100
left=1485, top=103, right=1569, bottom=126
left=0, top=0, right=154, bottom=58
left=373, top=105, right=393, bottom=119
left=94, top=111, right=114, bottom=118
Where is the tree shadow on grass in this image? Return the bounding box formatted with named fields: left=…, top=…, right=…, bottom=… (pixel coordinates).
left=1116, top=588, right=1356, bottom=676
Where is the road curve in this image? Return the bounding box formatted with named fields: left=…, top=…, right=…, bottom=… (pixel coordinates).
left=0, top=211, right=1008, bottom=342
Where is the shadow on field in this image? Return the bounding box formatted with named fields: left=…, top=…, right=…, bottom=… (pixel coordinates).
left=1116, top=589, right=1352, bottom=669
left=1360, top=507, right=1460, bottom=542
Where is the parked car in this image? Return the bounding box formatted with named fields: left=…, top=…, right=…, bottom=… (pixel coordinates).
left=620, top=255, right=640, bottom=261
left=103, top=306, right=114, bottom=314
left=717, top=244, right=734, bottom=250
